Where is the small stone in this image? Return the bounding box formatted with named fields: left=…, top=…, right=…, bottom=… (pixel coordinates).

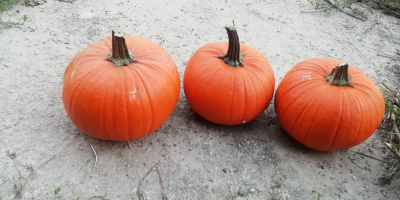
left=352, top=176, right=356, bottom=180
left=188, top=184, right=192, bottom=188
left=250, top=188, right=256, bottom=193
left=321, top=165, right=325, bottom=169
left=9, top=89, right=15, bottom=93
left=223, top=168, right=228, bottom=173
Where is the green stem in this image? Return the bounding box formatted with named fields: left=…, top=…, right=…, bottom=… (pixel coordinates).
left=218, top=26, right=244, bottom=67
left=325, top=63, right=354, bottom=87
left=106, top=29, right=137, bottom=68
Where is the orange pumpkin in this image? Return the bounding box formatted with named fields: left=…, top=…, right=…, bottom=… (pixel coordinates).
left=183, top=27, right=275, bottom=125
left=274, top=58, right=385, bottom=151
left=62, top=30, right=180, bottom=141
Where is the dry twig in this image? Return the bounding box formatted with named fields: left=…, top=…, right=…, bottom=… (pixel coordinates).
left=301, top=7, right=331, bottom=13
left=323, top=0, right=365, bottom=20
left=156, top=167, right=167, bottom=200
left=90, top=144, right=98, bottom=177
left=137, top=162, right=160, bottom=200
left=137, top=161, right=168, bottom=200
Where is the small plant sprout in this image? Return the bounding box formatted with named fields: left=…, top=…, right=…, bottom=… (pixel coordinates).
left=23, top=15, right=28, bottom=23
left=54, top=187, right=62, bottom=199
left=27, top=164, right=34, bottom=172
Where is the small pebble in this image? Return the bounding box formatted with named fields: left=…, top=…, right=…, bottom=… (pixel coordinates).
left=250, top=188, right=256, bottom=193
left=352, top=176, right=356, bottom=180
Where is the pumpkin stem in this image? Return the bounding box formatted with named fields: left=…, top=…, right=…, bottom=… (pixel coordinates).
left=325, top=63, right=354, bottom=87
left=218, top=26, right=244, bottom=67
left=106, top=29, right=137, bottom=68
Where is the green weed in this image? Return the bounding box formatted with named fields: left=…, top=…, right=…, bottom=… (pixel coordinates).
left=54, top=187, right=62, bottom=199
left=0, top=0, right=20, bottom=12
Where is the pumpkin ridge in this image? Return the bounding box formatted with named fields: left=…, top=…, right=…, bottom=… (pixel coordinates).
left=126, top=67, right=144, bottom=135
left=288, top=85, right=328, bottom=136
left=347, top=89, right=371, bottom=150
left=226, top=72, right=235, bottom=124
left=120, top=69, right=130, bottom=141
left=208, top=69, right=231, bottom=122
left=276, top=73, right=323, bottom=100
left=131, top=65, right=155, bottom=135
left=242, top=68, right=262, bottom=118
left=241, top=63, right=269, bottom=96
left=356, top=89, right=372, bottom=146
left=147, top=61, right=179, bottom=91
left=138, top=62, right=172, bottom=134
left=346, top=88, right=364, bottom=149
left=238, top=70, right=247, bottom=122
left=326, top=88, right=344, bottom=151
left=189, top=62, right=222, bottom=94
left=363, top=89, right=382, bottom=138
left=341, top=89, right=355, bottom=150
left=302, top=86, right=334, bottom=150
left=100, top=71, right=110, bottom=140
left=277, top=81, right=323, bottom=113
left=68, top=64, right=109, bottom=117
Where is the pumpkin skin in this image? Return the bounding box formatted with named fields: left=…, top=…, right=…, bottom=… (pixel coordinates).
left=274, top=58, right=385, bottom=151
left=62, top=33, right=180, bottom=141
left=183, top=27, right=275, bottom=125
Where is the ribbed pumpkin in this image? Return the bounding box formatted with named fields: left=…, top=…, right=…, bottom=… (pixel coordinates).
left=274, top=58, right=385, bottom=151
left=62, top=30, right=180, bottom=141
left=183, top=26, right=275, bottom=125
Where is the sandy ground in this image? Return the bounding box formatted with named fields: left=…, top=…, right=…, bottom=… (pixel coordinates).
left=1, top=0, right=400, bottom=199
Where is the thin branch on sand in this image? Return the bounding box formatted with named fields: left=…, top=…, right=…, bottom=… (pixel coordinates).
left=137, top=161, right=167, bottom=200
left=156, top=167, right=167, bottom=200
left=301, top=7, right=331, bottom=13
left=323, top=0, right=365, bottom=21
left=90, top=144, right=98, bottom=177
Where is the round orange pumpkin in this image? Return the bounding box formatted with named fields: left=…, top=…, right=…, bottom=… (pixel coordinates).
left=62, top=30, right=180, bottom=141
left=183, top=26, right=275, bottom=125
left=274, top=58, right=385, bottom=151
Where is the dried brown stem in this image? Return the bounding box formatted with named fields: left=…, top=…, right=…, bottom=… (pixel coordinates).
left=90, top=144, right=98, bottom=177
left=156, top=167, right=167, bottom=200
left=137, top=161, right=160, bottom=200
left=322, top=0, right=365, bottom=20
